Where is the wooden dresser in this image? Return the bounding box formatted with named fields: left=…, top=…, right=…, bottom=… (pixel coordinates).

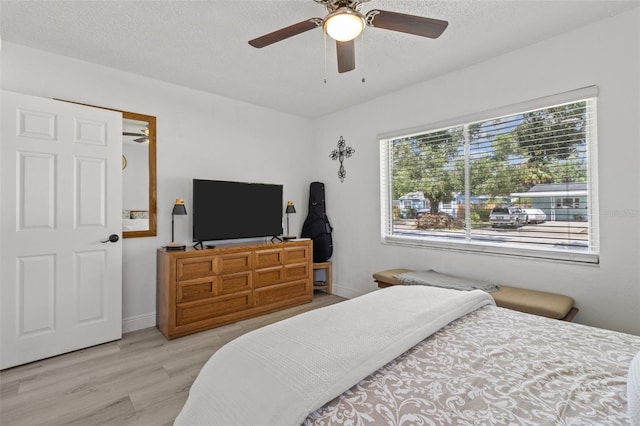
left=156, top=239, right=313, bottom=339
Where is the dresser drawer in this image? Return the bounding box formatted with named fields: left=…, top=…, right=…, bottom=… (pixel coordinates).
left=176, top=291, right=252, bottom=326
left=283, top=263, right=309, bottom=282
left=177, top=277, right=217, bottom=303
left=255, top=249, right=283, bottom=268
left=218, top=271, right=252, bottom=295
left=219, top=252, right=252, bottom=274
left=283, top=245, right=309, bottom=264
left=254, top=266, right=284, bottom=288
left=254, top=279, right=308, bottom=307
left=176, top=256, right=216, bottom=281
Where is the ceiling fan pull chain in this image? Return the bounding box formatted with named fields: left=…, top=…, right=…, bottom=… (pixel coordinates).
left=360, top=31, right=366, bottom=83
left=323, top=30, right=328, bottom=84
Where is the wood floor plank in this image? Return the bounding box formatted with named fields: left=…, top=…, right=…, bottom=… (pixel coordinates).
left=161, top=348, right=217, bottom=378
left=0, top=341, right=122, bottom=383
left=63, top=396, right=137, bottom=426
left=0, top=379, right=19, bottom=400
left=121, top=393, right=188, bottom=426
left=0, top=293, right=345, bottom=425
left=128, top=367, right=196, bottom=412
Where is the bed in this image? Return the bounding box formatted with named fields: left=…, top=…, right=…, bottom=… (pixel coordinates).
left=122, top=209, right=149, bottom=231
left=175, top=286, right=640, bottom=425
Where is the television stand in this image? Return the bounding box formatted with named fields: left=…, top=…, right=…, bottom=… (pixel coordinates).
left=156, top=239, right=313, bottom=339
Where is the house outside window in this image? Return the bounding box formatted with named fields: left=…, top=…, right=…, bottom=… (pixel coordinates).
left=556, top=197, right=581, bottom=209
left=379, top=88, right=599, bottom=263
left=511, top=183, right=587, bottom=222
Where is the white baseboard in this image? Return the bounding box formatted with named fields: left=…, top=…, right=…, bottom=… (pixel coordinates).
left=331, top=283, right=369, bottom=300
left=122, top=312, right=156, bottom=333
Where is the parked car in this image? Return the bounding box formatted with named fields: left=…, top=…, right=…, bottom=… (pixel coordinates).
left=489, top=205, right=528, bottom=228
left=523, top=208, right=546, bottom=224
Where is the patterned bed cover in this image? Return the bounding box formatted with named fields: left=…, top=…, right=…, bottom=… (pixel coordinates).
left=306, top=305, right=640, bottom=425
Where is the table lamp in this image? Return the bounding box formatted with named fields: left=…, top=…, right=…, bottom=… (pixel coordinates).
left=165, top=198, right=187, bottom=250
left=284, top=201, right=296, bottom=240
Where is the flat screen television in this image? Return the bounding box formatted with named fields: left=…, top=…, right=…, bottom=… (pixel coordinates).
left=192, top=179, right=283, bottom=245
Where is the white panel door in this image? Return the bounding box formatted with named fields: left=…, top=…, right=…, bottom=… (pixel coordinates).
left=1, top=91, right=123, bottom=369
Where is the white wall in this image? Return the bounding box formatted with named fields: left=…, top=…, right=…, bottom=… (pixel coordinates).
left=313, top=8, right=640, bottom=334
left=1, top=42, right=315, bottom=331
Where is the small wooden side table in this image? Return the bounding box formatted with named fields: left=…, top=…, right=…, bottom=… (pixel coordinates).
left=312, top=261, right=332, bottom=295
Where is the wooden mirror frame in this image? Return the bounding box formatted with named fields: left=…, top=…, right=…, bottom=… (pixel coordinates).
left=122, top=110, right=157, bottom=238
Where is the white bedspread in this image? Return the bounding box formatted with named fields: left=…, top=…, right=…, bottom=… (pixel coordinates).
left=174, top=285, right=494, bottom=426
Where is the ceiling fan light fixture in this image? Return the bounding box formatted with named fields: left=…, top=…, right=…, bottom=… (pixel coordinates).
left=324, top=7, right=365, bottom=42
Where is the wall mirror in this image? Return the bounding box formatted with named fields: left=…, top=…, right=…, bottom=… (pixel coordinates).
left=121, top=110, right=157, bottom=238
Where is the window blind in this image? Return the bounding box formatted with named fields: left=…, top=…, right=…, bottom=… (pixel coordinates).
left=380, top=91, right=598, bottom=263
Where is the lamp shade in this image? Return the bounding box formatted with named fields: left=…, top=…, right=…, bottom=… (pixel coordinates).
left=324, top=7, right=365, bottom=42
left=285, top=201, right=296, bottom=214
left=172, top=198, right=187, bottom=215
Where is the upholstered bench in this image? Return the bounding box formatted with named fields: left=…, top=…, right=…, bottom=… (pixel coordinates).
left=373, top=268, right=579, bottom=322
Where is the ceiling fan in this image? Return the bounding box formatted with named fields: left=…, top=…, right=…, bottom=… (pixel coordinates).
left=248, top=0, right=448, bottom=74
left=123, top=128, right=149, bottom=143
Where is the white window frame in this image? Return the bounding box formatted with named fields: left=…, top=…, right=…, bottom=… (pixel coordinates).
left=379, top=87, right=599, bottom=264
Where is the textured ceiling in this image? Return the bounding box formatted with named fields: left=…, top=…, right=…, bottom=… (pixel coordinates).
left=1, top=1, right=638, bottom=118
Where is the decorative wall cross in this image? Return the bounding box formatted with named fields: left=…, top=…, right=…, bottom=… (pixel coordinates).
left=329, top=136, right=355, bottom=182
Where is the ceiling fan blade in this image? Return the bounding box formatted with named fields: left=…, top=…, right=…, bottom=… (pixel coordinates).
left=366, top=9, right=448, bottom=39
left=249, top=18, right=322, bottom=48
left=133, top=137, right=148, bottom=143
left=123, top=132, right=145, bottom=137
left=336, top=40, right=355, bottom=74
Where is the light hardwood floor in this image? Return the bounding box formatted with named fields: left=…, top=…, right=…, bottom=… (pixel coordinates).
left=0, top=292, right=345, bottom=426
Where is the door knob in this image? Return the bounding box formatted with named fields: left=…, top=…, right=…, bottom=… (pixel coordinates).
left=101, top=234, right=120, bottom=243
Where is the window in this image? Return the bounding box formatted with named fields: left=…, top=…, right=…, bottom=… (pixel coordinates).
left=556, top=197, right=580, bottom=208
left=380, top=88, right=598, bottom=263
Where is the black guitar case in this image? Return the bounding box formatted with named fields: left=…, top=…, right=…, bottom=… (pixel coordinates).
left=301, top=182, right=333, bottom=262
